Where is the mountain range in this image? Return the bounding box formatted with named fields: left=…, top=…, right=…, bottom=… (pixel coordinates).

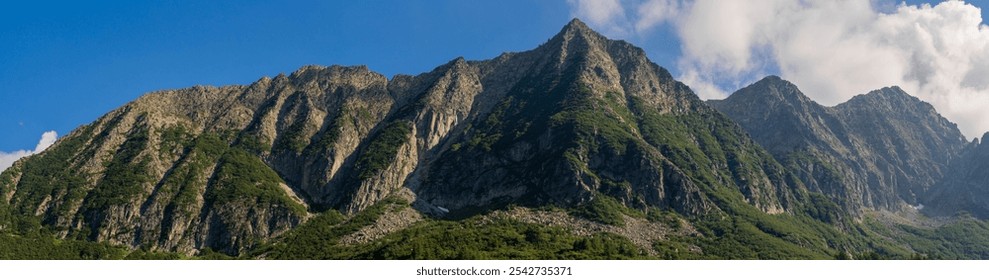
left=1, top=19, right=988, bottom=259
left=708, top=77, right=969, bottom=213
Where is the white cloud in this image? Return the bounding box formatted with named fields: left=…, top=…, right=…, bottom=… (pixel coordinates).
left=0, top=131, right=58, bottom=173
left=677, top=67, right=729, bottom=100
left=568, top=0, right=989, bottom=139
left=635, top=0, right=682, bottom=32
left=0, top=150, right=32, bottom=173
left=568, top=0, right=686, bottom=37
left=567, top=0, right=630, bottom=36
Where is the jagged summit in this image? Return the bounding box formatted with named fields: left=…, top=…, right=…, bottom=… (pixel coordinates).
left=533, top=17, right=621, bottom=70
left=842, top=85, right=927, bottom=110
left=863, top=85, right=910, bottom=98
left=747, top=75, right=796, bottom=91
left=565, top=18, right=591, bottom=31
left=552, top=18, right=600, bottom=41
left=716, top=75, right=817, bottom=107
left=537, top=18, right=644, bottom=63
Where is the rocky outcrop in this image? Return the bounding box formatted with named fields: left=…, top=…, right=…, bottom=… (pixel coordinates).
left=708, top=77, right=969, bottom=213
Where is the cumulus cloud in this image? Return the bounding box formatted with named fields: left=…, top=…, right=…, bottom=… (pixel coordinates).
left=0, top=131, right=58, bottom=172
left=568, top=0, right=989, bottom=138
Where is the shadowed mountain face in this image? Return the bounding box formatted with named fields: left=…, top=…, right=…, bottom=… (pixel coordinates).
left=0, top=19, right=804, bottom=254
left=926, top=133, right=989, bottom=218
left=708, top=76, right=969, bottom=213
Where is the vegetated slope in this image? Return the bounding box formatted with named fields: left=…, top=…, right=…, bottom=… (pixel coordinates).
left=3, top=19, right=989, bottom=259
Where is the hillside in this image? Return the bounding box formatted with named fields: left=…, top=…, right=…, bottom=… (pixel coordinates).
left=3, top=19, right=989, bottom=260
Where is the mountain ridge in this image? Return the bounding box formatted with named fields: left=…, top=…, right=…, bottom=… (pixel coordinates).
left=2, top=19, right=804, bottom=254
left=708, top=76, right=969, bottom=214
left=2, top=19, right=989, bottom=259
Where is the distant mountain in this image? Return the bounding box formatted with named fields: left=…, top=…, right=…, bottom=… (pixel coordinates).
left=708, top=77, right=969, bottom=213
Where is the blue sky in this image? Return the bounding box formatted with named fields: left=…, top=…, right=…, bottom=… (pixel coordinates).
left=1, top=0, right=984, bottom=155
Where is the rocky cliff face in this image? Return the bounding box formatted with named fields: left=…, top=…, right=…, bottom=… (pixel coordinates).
left=925, top=133, right=989, bottom=218
left=411, top=20, right=804, bottom=218
left=708, top=77, right=969, bottom=213
left=0, top=64, right=410, bottom=254
left=0, top=20, right=805, bottom=254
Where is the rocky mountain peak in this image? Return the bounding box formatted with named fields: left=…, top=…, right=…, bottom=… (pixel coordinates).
left=442, top=56, right=470, bottom=71
left=838, top=85, right=966, bottom=143
left=555, top=18, right=598, bottom=41
left=712, top=76, right=970, bottom=212
left=873, top=85, right=909, bottom=97
left=842, top=86, right=931, bottom=113
left=707, top=76, right=825, bottom=135
left=538, top=18, right=615, bottom=66
left=525, top=18, right=688, bottom=107
left=728, top=75, right=815, bottom=105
